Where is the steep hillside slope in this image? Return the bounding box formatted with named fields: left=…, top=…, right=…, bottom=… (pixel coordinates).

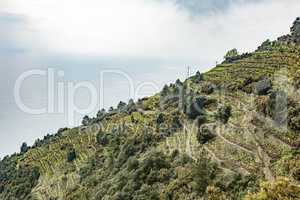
left=1, top=19, right=300, bottom=200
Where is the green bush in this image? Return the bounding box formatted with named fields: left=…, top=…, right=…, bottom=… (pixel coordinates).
left=67, top=148, right=77, bottom=162
left=96, top=131, right=109, bottom=146
left=156, top=113, right=165, bottom=125
left=185, top=97, right=207, bottom=120
left=82, top=115, right=91, bottom=126
left=191, top=156, right=217, bottom=195
left=0, top=155, right=40, bottom=200
left=216, top=105, right=232, bottom=123
left=224, top=48, right=239, bottom=60
left=20, top=142, right=29, bottom=154
left=196, top=126, right=216, bottom=144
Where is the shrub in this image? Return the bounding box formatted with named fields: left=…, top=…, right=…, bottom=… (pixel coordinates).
left=132, top=184, right=159, bottom=200
left=126, top=99, right=137, bottom=114
left=171, top=115, right=182, bottom=131
left=82, top=115, right=91, bottom=126
left=185, top=97, right=207, bottom=120
left=127, top=157, right=139, bottom=171
left=244, top=178, right=300, bottom=200
left=216, top=105, right=232, bottom=123
left=175, top=79, right=183, bottom=87
left=97, top=109, right=106, bottom=119
left=0, top=156, right=40, bottom=199
left=192, top=156, right=217, bottom=195
left=117, top=101, right=127, bottom=112
left=57, top=127, right=69, bottom=134
left=288, top=106, right=300, bottom=131
left=161, top=85, right=169, bottom=97
left=96, top=131, right=109, bottom=146
left=197, top=115, right=207, bottom=127
left=192, top=71, right=204, bottom=83
left=156, top=113, right=165, bottom=125
left=224, top=48, right=239, bottom=60
left=207, top=186, right=227, bottom=200
left=196, top=126, right=215, bottom=144
left=67, top=148, right=77, bottom=162
left=20, top=142, right=29, bottom=154
left=201, top=83, right=215, bottom=94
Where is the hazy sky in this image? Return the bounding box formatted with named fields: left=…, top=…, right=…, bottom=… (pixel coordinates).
left=0, top=0, right=299, bottom=158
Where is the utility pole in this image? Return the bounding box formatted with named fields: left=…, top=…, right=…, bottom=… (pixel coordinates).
left=187, top=66, right=191, bottom=78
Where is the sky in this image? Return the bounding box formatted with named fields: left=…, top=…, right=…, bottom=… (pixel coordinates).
left=0, top=0, right=299, bottom=158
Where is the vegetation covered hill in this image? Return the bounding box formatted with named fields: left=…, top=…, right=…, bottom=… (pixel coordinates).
left=1, top=18, right=300, bottom=200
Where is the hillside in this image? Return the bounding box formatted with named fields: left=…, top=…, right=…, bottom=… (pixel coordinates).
left=1, top=19, right=300, bottom=200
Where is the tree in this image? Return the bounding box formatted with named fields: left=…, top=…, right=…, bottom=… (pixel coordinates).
left=20, top=142, right=29, bottom=154
left=127, top=99, right=137, bottom=114
left=201, top=83, right=214, bottom=95
left=97, top=108, right=106, bottom=119
left=216, top=105, right=232, bottom=123
left=192, top=156, right=217, bottom=195
left=156, top=113, right=165, bottom=125
left=171, top=115, right=182, bottom=131
left=82, top=115, right=90, bottom=126
left=224, top=48, right=239, bottom=60
left=109, top=107, right=114, bottom=112
left=196, top=126, right=215, bottom=144
left=117, top=101, right=127, bottom=112
left=291, top=17, right=300, bottom=37
left=175, top=79, right=183, bottom=86
left=185, top=97, right=207, bottom=120
left=244, top=178, right=300, bottom=200
left=161, top=85, right=169, bottom=96
left=96, top=131, right=109, bottom=146
left=67, top=148, right=77, bottom=162
left=193, top=71, right=204, bottom=83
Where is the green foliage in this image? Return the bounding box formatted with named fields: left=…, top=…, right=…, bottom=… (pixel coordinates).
left=191, top=71, right=204, bottom=83
left=216, top=105, right=232, bottom=123
left=224, top=48, right=239, bottom=60
left=171, top=114, right=182, bottom=131
left=185, top=97, right=207, bottom=120
left=67, top=148, right=76, bottom=162
left=191, top=156, right=217, bottom=195
left=126, top=99, right=137, bottom=114
left=20, top=142, right=29, bottom=154
left=156, top=113, right=165, bottom=125
left=96, top=108, right=106, bottom=120
left=96, top=130, right=109, bottom=146
left=117, top=101, right=127, bottom=112
left=201, top=83, right=215, bottom=94
left=161, top=84, right=169, bottom=97
left=2, top=19, right=300, bottom=200
left=196, top=125, right=215, bottom=144
left=0, top=155, right=40, bottom=200
left=288, top=105, right=300, bottom=131
left=244, top=178, right=300, bottom=200
left=82, top=115, right=91, bottom=126
left=291, top=17, right=300, bottom=38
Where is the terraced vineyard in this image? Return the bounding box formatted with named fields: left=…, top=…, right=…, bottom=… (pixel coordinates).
left=1, top=19, right=300, bottom=200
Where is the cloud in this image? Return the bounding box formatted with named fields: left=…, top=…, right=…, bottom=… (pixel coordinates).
left=1, top=0, right=299, bottom=66
left=170, top=0, right=264, bottom=15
